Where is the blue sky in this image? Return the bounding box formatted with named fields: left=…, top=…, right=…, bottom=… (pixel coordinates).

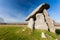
left=0, top=0, right=60, bottom=23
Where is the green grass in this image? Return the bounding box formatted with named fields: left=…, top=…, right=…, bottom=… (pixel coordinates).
left=0, top=25, right=60, bottom=40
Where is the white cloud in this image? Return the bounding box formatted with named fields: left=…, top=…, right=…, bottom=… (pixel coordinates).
left=0, top=7, right=26, bottom=23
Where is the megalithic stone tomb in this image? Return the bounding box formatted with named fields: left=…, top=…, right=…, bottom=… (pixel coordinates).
left=25, top=3, right=55, bottom=33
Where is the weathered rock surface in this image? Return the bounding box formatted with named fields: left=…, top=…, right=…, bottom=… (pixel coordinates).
left=35, top=13, right=48, bottom=30
left=43, top=9, right=55, bottom=33
left=28, top=18, right=34, bottom=29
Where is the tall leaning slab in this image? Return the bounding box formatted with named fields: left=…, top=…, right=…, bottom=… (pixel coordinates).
left=43, top=9, right=55, bottom=33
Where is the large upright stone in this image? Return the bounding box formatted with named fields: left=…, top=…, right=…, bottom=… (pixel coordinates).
left=35, top=13, right=48, bottom=30
left=28, top=18, right=34, bottom=29
left=43, top=9, right=55, bottom=33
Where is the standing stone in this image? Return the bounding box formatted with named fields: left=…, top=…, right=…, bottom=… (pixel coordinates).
left=43, top=9, right=55, bottom=33
left=35, top=13, right=48, bottom=30
left=28, top=18, right=34, bottom=29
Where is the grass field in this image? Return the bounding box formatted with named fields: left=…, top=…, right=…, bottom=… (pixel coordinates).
left=0, top=25, right=60, bottom=40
